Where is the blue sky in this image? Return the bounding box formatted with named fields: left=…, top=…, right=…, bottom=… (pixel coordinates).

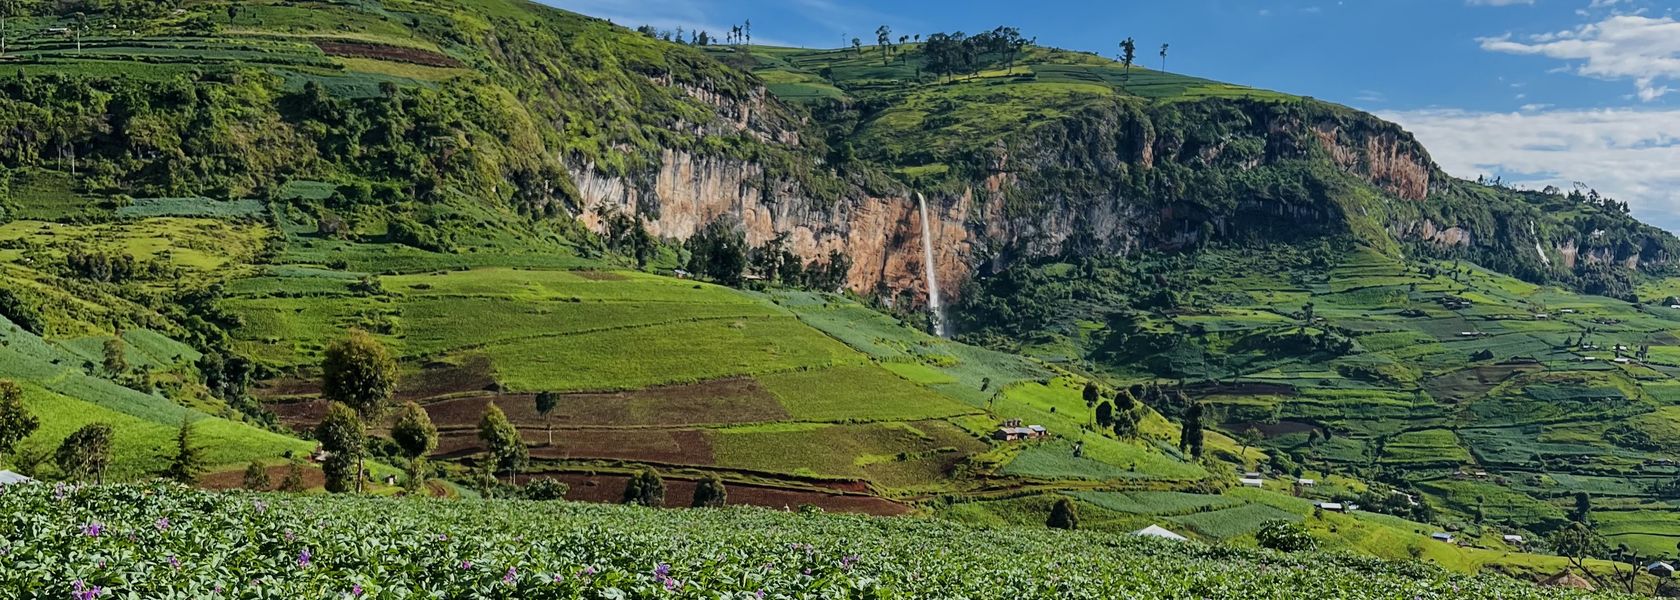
left=542, top=0, right=1680, bottom=231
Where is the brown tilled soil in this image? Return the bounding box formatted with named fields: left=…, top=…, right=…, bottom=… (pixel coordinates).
left=571, top=271, right=628, bottom=281
left=252, top=377, right=319, bottom=400
left=267, top=399, right=329, bottom=434
left=315, top=40, right=463, bottom=68
left=399, top=356, right=498, bottom=402
left=522, top=472, right=910, bottom=516
left=436, top=428, right=716, bottom=465
left=200, top=464, right=326, bottom=491
left=423, top=378, right=787, bottom=428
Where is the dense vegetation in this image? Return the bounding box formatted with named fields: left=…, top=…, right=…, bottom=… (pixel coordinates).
left=0, top=483, right=1626, bottom=599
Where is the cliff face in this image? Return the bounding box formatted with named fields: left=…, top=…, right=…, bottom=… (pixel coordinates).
left=570, top=150, right=972, bottom=306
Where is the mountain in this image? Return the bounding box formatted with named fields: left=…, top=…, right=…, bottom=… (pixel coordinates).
left=1, top=0, right=1678, bottom=593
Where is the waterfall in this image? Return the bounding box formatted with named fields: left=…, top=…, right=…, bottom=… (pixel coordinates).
left=916, top=193, right=948, bottom=337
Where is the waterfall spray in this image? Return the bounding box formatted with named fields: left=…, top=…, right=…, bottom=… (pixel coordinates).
left=916, top=193, right=947, bottom=337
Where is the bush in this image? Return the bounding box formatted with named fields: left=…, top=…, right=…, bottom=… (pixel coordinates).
left=521, top=477, right=571, bottom=501
left=1256, top=520, right=1318, bottom=553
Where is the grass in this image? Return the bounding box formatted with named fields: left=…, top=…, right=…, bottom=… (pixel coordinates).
left=756, top=365, right=979, bottom=423
left=484, top=317, right=865, bottom=393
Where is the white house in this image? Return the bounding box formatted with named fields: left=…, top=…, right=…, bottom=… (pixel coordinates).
left=1431, top=532, right=1455, bottom=543
left=1239, top=477, right=1264, bottom=488
left=1316, top=502, right=1346, bottom=513
left=1647, top=562, right=1676, bottom=578
left=1503, top=534, right=1525, bottom=545
left=1132, top=525, right=1189, bottom=541
left=1296, top=478, right=1316, bottom=486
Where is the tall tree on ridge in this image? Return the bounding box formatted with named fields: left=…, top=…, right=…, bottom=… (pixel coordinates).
left=1119, top=37, right=1137, bottom=79
left=1160, top=43, right=1169, bottom=71
left=877, top=25, right=892, bottom=64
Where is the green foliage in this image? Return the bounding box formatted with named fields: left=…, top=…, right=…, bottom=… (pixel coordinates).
left=476, top=401, right=526, bottom=482
left=0, top=379, right=39, bottom=463
left=0, top=483, right=1623, bottom=599
left=623, top=468, right=666, bottom=507
left=1256, top=520, right=1319, bottom=553
left=0, top=289, right=45, bottom=335
left=159, top=415, right=204, bottom=484
left=692, top=473, right=728, bottom=508
left=520, top=477, right=571, bottom=501
left=241, top=460, right=271, bottom=491
left=390, top=401, right=438, bottom=461
left=55, top=422, right=113, bottom=483
left=1047, top=497, right=1078, bottom=530
left=320, top=330, right=397, bottom=422
left=315, top=401, right=364, bottom=494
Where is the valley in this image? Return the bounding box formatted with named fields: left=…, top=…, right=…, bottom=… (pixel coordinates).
left=0, top=0, right=1675, bottom=597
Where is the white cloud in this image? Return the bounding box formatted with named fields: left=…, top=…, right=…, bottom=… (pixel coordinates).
left=1479, top=15, right=1680, bottom=102
left=1381, top=108, right=1680, bottom=230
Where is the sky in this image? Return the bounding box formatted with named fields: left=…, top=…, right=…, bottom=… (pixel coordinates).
left=540, top=0, right=1680, bottom=232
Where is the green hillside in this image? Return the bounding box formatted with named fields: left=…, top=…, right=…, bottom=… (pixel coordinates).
left=1, top=0, right=1678, bottom=596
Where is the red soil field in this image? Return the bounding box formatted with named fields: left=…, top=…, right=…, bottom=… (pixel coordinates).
left=524, top=472, right=910, bottom=516
left=315, top=40, right=463, bottom=68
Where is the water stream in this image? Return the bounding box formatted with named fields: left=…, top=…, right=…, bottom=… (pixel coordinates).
left=916, top=192, right=947, bottom=337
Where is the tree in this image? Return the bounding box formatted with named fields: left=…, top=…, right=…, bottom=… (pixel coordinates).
left=478, top=402, right=527, bottom=485
left=851, top=37, right=862, bottom=56
left=279, top=459, right=306, bottom=492
left=1550, top=522, right=1636, bottom=593
left=315, top=402, right=365, bottom=494
left=744, top=19, right=751, bottom=46
left=1082, top=381, right=1101, bottom=407
left=1256, top=520, right=1318, bottom=552
left=1095, top=401, right=1115, bottom=427
left=1159, top=43, right=1169, bottom=71
left=103, top=336, right=128, bottom=378
left=1239, top=426, right=1262, bottom=461
left=1179, top=401, right=1205, bottom=458
left=1301, top=302, right=1316, bottom=326
left=535, top=391, right=560, bottom=446
left=1112, top=407, right=1141, bottom=439
left=243, top=461, right=272, bottom=490
left=391, top=401, right=438, bottom=488
left=1047, top=497, right=1079, bottom=530
left=321, top=330, right=396, bottom=492
left=0, top=380, right=40, bottom=464
left=693, top=473, right=728, bottom=508
left=161, top=416, right=205, bottom=484
left=624, top=468, right=666, bottom=507
left=876, top=25, right=892, bottom=64
left=56, top=423, right=114, bottom=483
left=1571, top=491, right=1592, bottom=524
left=1119, top=37, right=1137, bottom=78
left=685, top=219, right=748, bottom=286
left=521, top=477, right=570, bottom=500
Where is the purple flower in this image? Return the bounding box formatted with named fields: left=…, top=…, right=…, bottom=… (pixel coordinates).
left=297, top=548, right=312, bottom=568
left=756, top=591, right=765, bottom=600
left=82, top=523, right=103, bottom=537
left=284, top=529, right=296, bottom=542
left=841, top=555, right=860, bottom=570
left=253, top=500, right=268, bottom=514
left=654, top=564, right=670, bottom=578
left=460, top=560, right=473, bottom=570
left=71, top=580, right=103, bottom=600
left=351, top=583, right=364, bottom=597
left=663, top=577, right=680, bottom=591
left=167, top=556, right=181, bottom=570
left=504, top=567, right=517, bottom=585
left=154, top=518, right=170, bottom=532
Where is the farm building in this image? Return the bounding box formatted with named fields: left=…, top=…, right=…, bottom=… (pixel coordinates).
left=1648, top=562, right=1676, bottom=578
left=1503, top=534, right=1525, bottom=545
left=1430, top=532, right=1454, bottom=543
left=1132, top=525, right=1188, bottom=541
left=991, top=420, right=1048, bottom=441
left=0, top=470, right=33, bottom=486
left=1239, top=477, right=1264, bottom=488
left=1315, top=502, right=1345, bottom=513
left=1296, top=478, right=1316, bottom=486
